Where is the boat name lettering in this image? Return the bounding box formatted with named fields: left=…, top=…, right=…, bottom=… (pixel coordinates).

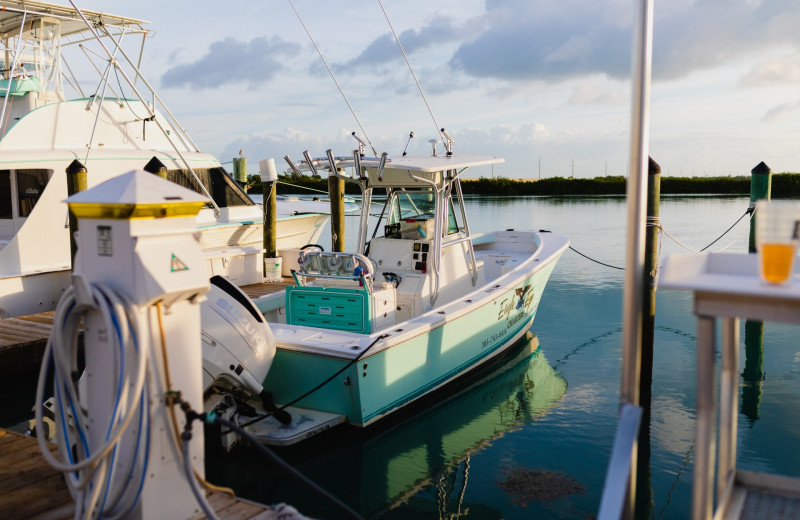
left=214, top=296, right=266, bottom=352
left=497, top=284, right=534, bottom=321
left=482, top=327, right=507, bottom=348
left=506, top=311, right=526, bottom=329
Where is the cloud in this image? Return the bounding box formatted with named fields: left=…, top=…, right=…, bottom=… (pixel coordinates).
left=740, top=51, right=800, bottom=86
left=568, top=83, right=627, bottom=105
left=161, top=36, right=301, bottom=90
left=762, top=98, right=800, bottom=122
left=448, top=0, right=800, bottom=84
left=334, top=15, right=480, bottom=74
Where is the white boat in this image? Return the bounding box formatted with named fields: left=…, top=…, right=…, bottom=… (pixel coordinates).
left=212, top=147, right=569, bottom=444
left=0, top=1, right=329, bottom=318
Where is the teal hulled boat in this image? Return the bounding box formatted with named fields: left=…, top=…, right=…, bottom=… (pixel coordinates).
left=222, top=149, right=568, bottom=444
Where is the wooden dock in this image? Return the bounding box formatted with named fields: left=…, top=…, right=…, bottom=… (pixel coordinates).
left=0, top=428, right=281, bottom=520
left=0, top=279, right=291, bottom=378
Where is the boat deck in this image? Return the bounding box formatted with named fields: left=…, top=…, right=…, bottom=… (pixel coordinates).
left=0, top=428, right=280, bottom=520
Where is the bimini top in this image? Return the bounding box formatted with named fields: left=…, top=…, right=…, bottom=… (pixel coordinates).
left=360, top=154, right=503, bottom=174
left=357, top=153, right=504, bottom=188
left=0, top=1, right=148, bottom=39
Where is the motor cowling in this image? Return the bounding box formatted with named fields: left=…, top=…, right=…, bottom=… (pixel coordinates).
left=201, top=275, right=275, bottom=399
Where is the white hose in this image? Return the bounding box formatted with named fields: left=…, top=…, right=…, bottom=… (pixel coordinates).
left=34, top=282, right=149, bottom=520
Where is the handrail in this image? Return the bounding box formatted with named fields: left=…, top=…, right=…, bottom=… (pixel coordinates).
left=404, top=169, right=441, bottom=306
left=597, top=403, right=643, bottom=520
left=0, top=12, right=26, bottom=129
left=451, top=174, right=478, bottom=285
left=67, top=5, right=221, bottom=216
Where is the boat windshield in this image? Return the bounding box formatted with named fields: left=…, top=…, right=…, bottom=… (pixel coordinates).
left=388, top=189, right=436, bottom=224
left=381, top=188, right=462, bottom=239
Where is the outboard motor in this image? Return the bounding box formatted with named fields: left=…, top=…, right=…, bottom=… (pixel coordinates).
left=201, top=275, right=275, bottom=398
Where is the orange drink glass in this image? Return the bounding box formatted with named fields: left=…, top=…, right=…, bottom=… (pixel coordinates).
left=756, top=200, right=800, bottom=285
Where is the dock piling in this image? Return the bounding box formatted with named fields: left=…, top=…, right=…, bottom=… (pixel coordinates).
left=260, top=158, right=280, bottom=280
left=329, top=171, right=345, bottom=252
left=743, top=161, right=771, bottom=418
left=65, top=160, right=87, bottom=270
left=233, top=150, right=248, bottom=190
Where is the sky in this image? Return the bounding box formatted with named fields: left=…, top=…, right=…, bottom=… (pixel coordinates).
left=75, top=0, right=800, bottom=179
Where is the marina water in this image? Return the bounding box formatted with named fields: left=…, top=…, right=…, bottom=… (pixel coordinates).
left=6, top=195, right=800, bottom=519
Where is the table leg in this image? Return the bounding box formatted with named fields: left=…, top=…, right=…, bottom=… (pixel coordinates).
left=717, top=317, right=739, bottom=502
left=693, top=315, right=716, bottom=520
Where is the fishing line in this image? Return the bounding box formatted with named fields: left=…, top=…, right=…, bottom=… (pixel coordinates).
left=377, top=0, right=446, bottom=145
left=287, top=0, right=378, bottom=157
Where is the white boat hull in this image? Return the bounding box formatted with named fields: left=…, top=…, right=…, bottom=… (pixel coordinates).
left=257, top=229, right=568, bottom=430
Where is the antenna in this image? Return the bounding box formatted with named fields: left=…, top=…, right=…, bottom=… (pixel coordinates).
left=402, top=131, right=414, bottom=156
left=377, top=0, right=446, bottom=144
left=288, top=0, right=378, bottom=157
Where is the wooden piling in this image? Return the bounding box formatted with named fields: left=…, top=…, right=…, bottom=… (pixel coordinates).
left=640, top=156, right=660, bottom=405
left=233, top=151, right=248, bottom=188
left=743, top=162, right=770, bottom=412
left=65, top=160, right=87, bottom=269
left=748, top=161, right=771, bottom=253
left=329, top=173, right=345, bottom=252
left=263, top=179, right=277, bottom=262
left=634, top=157, right=660, bottom=519
left=143, top=156, right=168, bottom=179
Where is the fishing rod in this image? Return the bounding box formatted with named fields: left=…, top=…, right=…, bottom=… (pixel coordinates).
left=287, top=0, right=379, bottom=158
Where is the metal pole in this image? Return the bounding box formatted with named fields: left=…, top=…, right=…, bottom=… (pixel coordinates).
left=621, top=0, right=654, bottom=517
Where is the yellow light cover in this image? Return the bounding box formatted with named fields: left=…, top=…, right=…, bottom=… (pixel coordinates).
left=68, top=201, right=207, bottom=220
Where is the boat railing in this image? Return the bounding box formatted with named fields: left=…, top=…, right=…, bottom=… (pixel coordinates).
left=74, top=14, right=221, bottom=216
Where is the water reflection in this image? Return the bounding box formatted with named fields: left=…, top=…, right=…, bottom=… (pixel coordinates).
left=206, top=332, right=567, bottom=519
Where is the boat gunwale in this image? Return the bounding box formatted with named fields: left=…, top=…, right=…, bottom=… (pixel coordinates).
left=265, top=229, right=569, bottom=361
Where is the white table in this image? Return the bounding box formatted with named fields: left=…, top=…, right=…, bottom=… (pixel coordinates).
left=660, top=252, right=800, bottom=520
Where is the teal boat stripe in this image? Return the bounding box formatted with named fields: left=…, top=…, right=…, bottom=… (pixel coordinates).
left=361, top=311, right=536, bottom=424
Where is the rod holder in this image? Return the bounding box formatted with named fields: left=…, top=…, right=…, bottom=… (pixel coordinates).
left=303, top=150, right=318, bottom=176
left=284, top=155, right=303, bottom=179
left=377, top=152, right=388, bottom=182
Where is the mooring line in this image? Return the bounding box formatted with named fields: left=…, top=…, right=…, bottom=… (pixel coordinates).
left=570, top=207, right=752, bottom=271
left=654, top=443, right=695, bottom=520
left=551, top=328, right=621, bottom=370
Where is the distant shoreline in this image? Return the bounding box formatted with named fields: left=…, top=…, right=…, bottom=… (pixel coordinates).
left=246, top=173, right=800, bottom=197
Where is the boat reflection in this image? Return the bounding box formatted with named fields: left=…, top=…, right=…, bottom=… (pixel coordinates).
left=207, top=331, right=567, bottom=519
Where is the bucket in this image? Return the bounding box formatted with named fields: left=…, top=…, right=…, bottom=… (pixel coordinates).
left=264, top=257, right=282, bottom=283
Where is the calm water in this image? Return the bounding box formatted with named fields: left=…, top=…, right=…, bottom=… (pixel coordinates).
left=7, top=195, right=800, bottom=519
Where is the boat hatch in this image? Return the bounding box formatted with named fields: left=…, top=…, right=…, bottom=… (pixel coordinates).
left=0, top=168, right=51, bottom=242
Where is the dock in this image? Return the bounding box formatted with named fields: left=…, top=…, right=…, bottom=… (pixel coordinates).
left=0, top=428, right=280, bottom=520
left=0, top=279, right=291, bottom=378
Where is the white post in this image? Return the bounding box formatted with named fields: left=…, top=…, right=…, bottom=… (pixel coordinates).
left=69, top=170, right=210, bottom=519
